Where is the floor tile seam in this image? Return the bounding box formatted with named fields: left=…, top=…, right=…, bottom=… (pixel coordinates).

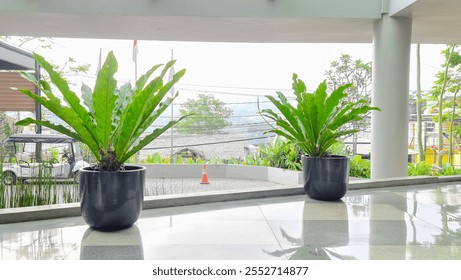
left=391, top=187, right=454, bottom=203
left=378, top=193, right=461, bottom=226
left=392, top=212, right=458, bottom=242
left=400, top=198, right=461, bottom=230
left=381, top=210, right=452, bottom=235
left=256, top=204, right=289, bottom=260
left=404, top=197, right=461, bottom=213
left=426, top=206, right=461, bottom=223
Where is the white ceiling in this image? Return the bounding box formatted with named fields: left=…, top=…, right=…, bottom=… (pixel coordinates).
left=394, top=0, right=461, bottom=44
left=0, top=0, right=460, bottom=44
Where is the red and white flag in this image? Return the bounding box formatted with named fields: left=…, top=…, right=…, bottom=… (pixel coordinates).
left=132, top=40, right=138, bottom=62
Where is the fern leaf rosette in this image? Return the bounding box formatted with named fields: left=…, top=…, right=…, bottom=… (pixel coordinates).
left=16, top=51, right=188, bottom=171
left=261, top=74, right=380, bottom=157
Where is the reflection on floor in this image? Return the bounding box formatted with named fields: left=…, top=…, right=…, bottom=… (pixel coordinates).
left=1, top=182, right=461, bottom=260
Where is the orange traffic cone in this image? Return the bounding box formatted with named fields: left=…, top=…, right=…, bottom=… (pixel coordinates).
left=200, top=164, right=209, bottom=184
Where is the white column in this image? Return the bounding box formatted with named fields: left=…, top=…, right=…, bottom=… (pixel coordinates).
left=371, top=15, right=412, bottom=179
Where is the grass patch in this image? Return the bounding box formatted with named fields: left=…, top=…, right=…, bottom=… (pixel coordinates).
left=0, top=162, right=80, bottom=209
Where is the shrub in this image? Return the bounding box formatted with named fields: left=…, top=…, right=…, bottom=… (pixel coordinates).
left=259, top=136, right=301, bottom=170
left=407, top=161, right=432, bottom=176
left=436, top=163, right=461, bottom=176
left=349, top=155, right=370, bottom=178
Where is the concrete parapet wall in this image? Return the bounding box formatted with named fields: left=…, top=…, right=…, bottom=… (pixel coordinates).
left=225, top=165, right=268, bottom=181
left=139, top=164, right=302, bottom=184
left=267, top=167, right=302, bottom=185
left=140, top=164, right=262, bottom=179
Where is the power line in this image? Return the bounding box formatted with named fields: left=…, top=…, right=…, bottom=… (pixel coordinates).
left=157, top=114, right=266, bottom=119
left=60, top=73, right=436, bottom=94
left=143, top=136, right=270, bottom=150
left=149, top=120, right=275, bottom=128
left=177, top=83, right=292, bottom=92
left=165, top=130, right=271, bottom=138
left=175, top=87, right=284, bottom=97
left=210, top=100, right=275, bottom=105
left=151, top=127, right=272, bottom=138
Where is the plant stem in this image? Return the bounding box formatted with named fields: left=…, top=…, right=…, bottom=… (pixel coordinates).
left=449, top=83, right=461, bottom=165
left=438, top=45, right=455, bottom=167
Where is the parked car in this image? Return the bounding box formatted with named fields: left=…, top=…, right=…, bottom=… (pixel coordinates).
left=2, top=134, right=89, bottom=184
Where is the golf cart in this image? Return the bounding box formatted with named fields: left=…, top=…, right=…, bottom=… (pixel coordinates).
left=2, top=134, right=89, bottom=184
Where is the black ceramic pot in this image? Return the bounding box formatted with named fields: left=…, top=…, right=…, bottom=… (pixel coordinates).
left=79, top=165, right=145, bottom=231
left=301, top=155, right=349, bottom=201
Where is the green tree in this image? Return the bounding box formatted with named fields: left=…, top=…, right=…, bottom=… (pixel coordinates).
left=428, top=45, right=461, bottom=166
left=176, top=94, right=233, bottom=134
left=324, top=54, right=372, bottom=155
left=325, top=54, right=372, bottom=104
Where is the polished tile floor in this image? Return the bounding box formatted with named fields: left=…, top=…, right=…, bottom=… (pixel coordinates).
left=1, top=182, right=461, bottom=260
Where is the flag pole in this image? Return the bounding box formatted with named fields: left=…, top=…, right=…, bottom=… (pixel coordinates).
left=134, top=57, right=138, bottom=82
left=96, top=48, right=102, bottom=76
left=169, top=49, right=174, bottom=163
